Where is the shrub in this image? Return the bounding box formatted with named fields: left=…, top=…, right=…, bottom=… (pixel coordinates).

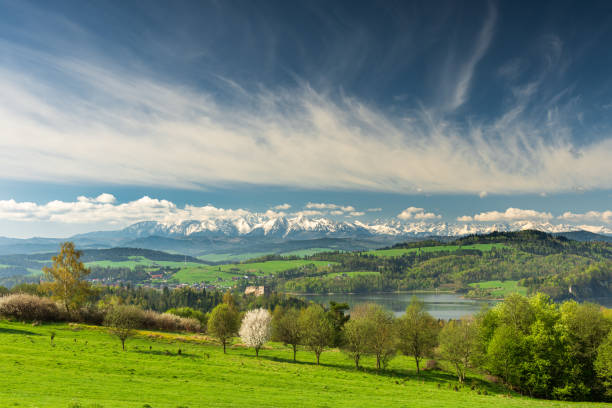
left=425, top=359, right=440, bottom=371
left=105, top=305, right=143, bottom=351
left=140, top=310, right=201, bottom=333
left=0, top=293, right=64, bottom=321
left=166, top=307, right=208, bottom=326
left=69, top=306, right=106, bottom=325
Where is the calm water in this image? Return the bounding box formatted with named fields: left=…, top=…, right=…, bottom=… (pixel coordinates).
left=297, top=292, right=497, bottom=320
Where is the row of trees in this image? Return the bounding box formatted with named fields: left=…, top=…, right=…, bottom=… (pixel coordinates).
left=206, top=293, right=612, bottom=402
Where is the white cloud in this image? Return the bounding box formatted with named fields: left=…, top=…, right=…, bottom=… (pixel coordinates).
left=558, top=210, right=612, bottom=224
left=330, top=210, right=344, bottom=215
left=397, top=207, right=441, bottom=221
left=272, top=203, right=291, bottom=210
left=349, top=211, right=365, bottom=217
left=458, top=208, right=553, bottom=222
left=445, top=2, right=497, bottom=111
left=0, top=31, right=611, bottom=196
left=292, top=210, right=324, bottom=217
left=0, top=195, right=179, bottom=225
left=479, top=191, right=488, bottom=198
left=367, top=208, right=382, bottom=212
left=305, top=203, right=355, bottom=212
left=456, top=215, right=474, bottom=222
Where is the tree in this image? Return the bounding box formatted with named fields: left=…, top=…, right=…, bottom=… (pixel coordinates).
left=595, top=331, right=612, bottom=400
left=327, top=301, right=350, bottom=347
left=105, top=305, right=142, bottom=351
left=438, top=317, right=480, bottom=382
left=397, top=297, right=438, bottom=375
left=344, top=303, right=396, bottom=370
left=299, top=304, right=334, bottom=365
left=272, top=307, right=302, bottom=361
left=42, top=242, right=92, bottom=313
left=342, top=307, right=372, bottom=369
left=556, top=301, right=611, bottom=400
left=207, top=303, right=239, bottom=353
left=486, top=324, right=525, bottom=387
left=239, top=308, right=272, bottom=357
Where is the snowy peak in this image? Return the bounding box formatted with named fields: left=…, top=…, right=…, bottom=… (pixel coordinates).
left=113, top=215, right=612, bottom=240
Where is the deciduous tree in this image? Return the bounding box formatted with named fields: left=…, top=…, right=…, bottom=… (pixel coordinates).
left=207, top=303, right=239, bottom=354
left=239, top=308, right=271, bottom=357
left=42, top=242, right=92, bottom=313
left=438, top=317, right=480, bottom=382
left=397, top=297, right=438, bottom=375
left=299, top=304, right=333, bottom=365
left=105, top=305, right=142, bottom=351
left=272, top=307, right=302, bottom=361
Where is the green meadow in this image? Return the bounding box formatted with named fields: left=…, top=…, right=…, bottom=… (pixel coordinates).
left=172, top=260, right=337, bottom=285
left=366, top=243, right=507, bottom=258
left=468, top=280, right=528, bottom=297
left=0, top=319, right=603, bottom=408
left=196, top=249, right=335, bottom=263
left=85, top=256, right=202, bottom=270
left=196, top=252, right=271, bottom=263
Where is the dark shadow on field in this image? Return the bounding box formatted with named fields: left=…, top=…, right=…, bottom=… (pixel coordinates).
left=241, top=350, right=509, bottom=396
left=242, top=351, right=458, bottom=382
left=0, top=327, right=41, bottom=336
left=133, top=349, right=202, bottom=359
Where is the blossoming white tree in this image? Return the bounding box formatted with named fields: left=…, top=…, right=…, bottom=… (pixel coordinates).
left=239, top=308, right=272, bottom=357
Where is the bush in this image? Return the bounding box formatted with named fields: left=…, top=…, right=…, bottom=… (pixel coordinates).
left=166, top=307, right=208, bottom=327
left=137, top=310, right=201, bottom=333
left=0, top=293, right=63, bottom=321
left=69, top=306, right=106, bottom=325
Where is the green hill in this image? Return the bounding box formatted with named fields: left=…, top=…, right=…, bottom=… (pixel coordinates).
left=0, top=319, right=604, bottom=408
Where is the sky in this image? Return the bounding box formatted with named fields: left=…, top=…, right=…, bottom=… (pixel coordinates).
left=0, top=0, right=611, bottom=238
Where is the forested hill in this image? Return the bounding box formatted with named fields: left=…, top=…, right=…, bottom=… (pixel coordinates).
left=0, top=247, right=208, bottom=284
left=272, top=230, right=612, bottom=301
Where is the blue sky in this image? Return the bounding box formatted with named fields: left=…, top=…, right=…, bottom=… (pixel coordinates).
left=0, top=0, right=611, bottom=237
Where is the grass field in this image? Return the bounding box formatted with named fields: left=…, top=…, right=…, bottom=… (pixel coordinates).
left=172, top=260, right=337, bottom=285
left=468, top=280, right=528, bottom=297
left=0, top=320, right=604, bottom=408
left=280, top=248, right=337, bottom=257
left=85, top=256, right=202, bottom=270
left=197, top=249, right=336, bottom=263
left=326, top=271, right=380, bottom=278
left=196, top=253, right=271, bottom=263
left=366, top=243, right=507, bottom=258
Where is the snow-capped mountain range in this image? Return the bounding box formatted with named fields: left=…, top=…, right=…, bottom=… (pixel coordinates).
left=102, top=215, right=612, bottom=240
left=1, top=213, right=610, bottom=256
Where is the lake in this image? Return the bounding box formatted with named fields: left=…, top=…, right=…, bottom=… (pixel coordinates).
left=297, top=292, right=497, bottom=320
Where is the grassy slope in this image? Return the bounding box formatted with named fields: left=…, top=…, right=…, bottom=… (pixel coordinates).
left=468, top=280, right=528, bottom=297
left=366, top=243, right=506, bottom=257
left=0, top=320, right=601, bottom=408
left=85, top=256, right=202, bottom=269
left=173, top=260, right=336, bottom=285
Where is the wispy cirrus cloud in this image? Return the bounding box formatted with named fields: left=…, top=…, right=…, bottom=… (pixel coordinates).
left=443, top=1, right=497, bottom=111
left=0, top=3, right=611, bottom=197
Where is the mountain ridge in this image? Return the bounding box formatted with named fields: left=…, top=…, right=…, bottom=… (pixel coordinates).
left=1, top=215, right=610, bottom=256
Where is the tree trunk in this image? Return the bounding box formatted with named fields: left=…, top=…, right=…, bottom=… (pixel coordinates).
left=292, top=345, right=297, bottom=362
left=415, top=357, right=420, bottom=375
left=223, top=340, right=226, bottom=354
left=121, top=339, right=125, bottom=351
left=255, top=347, right=259, bottom=357
left=376, top=354, right=381, bottom=370
left=355, top=355, right=360, bottom=369
left=316, top=351, right=320, bottom=365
